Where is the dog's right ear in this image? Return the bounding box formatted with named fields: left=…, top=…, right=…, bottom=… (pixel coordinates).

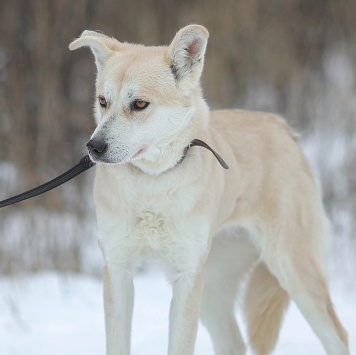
left=69, top=31, right=120, bottom=71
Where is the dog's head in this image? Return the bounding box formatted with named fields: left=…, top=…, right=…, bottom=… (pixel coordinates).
left=69, top=25, right=209, bottom=175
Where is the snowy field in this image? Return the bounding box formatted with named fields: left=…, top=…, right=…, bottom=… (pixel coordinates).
left=0, top=270, right=355, bottom=355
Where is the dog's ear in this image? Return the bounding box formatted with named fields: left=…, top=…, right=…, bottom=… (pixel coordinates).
left=166, top=25, right=209, bottom=86
left=69, top=31, right=120, bottom=71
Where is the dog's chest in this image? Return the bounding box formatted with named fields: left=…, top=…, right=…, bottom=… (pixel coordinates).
left=104, top=199, right=190, bottom=265
left=124, top=177, right=191, bottom=245
left=131, top=208, right=173, bottom=252
left=96, top=166, right=206, bottom=264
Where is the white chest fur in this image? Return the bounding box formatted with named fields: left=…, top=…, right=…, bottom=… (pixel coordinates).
left=94, top=164, right=212, bottom=270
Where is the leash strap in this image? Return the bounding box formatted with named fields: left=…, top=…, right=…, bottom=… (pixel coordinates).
left=0, top=139, right=228, bottom=209
left=0, top=155, right=95, bottom=209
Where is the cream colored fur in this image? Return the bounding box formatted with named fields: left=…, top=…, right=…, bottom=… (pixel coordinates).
left=69, top=25, right=349, bottom=355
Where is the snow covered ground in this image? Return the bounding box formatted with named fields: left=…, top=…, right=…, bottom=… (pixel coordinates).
left=0, top=270, right=355, bottom=355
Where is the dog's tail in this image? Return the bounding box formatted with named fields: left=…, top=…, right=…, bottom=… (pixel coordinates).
left=243, top=262, right=289, bottom=355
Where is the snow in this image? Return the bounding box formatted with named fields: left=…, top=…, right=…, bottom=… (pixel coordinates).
left=0, top=271, right=355, bottom=355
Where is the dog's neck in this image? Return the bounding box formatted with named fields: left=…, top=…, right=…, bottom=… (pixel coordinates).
left=130, top=138, right=228, bottom=175
left=177, top=139, right=228, bottom=169
left=128, top=138, right=196, bottom=175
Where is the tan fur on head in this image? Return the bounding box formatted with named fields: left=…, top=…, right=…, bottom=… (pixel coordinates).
left=68, top=25, right=211, bottom=175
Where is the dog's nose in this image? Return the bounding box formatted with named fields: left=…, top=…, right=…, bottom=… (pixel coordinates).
left=86, top=138, right=108, bottom=157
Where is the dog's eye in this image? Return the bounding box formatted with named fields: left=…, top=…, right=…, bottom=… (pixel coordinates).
left=98, top=95, right=107, bottom=108
left=132, top=100, right=150, bottom=111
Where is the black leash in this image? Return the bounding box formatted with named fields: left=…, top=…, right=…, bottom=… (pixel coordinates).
left=0, top=139, right=228, bottom=209
left=0, top=155, right=95, bottom=209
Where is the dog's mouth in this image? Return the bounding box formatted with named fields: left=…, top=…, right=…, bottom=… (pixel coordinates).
left=131, top=146, right=149, bottom=160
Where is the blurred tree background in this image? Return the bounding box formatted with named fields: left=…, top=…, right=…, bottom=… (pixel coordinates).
left=0, top=0, right=355, bottom=274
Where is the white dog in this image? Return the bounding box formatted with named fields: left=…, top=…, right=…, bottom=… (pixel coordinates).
left=69, top=25, right=349, bottom=355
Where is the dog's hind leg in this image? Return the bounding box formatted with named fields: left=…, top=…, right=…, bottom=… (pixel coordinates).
left=260, top=222, right=349, bottom=355
left=200, top=229, right=258, bottom=355
left=103, top=263, right=134, bottom=355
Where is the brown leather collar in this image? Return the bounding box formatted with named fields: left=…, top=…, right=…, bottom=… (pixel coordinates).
left=178, top=139, right=229, bottom=169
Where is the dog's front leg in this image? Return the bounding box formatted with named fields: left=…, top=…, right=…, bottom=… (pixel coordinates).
left=167, top=223, right=211, bottom=355
left=168, top=271, right=203, bottom=355
left=103, top=263, right=134, bottom=355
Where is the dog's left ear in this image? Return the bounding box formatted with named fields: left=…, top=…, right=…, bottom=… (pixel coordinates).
left=166, top=25, right=209, bottom=87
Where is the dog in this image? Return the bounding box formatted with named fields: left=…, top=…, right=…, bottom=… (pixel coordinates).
left=69, top=25, right=349, bottom=355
